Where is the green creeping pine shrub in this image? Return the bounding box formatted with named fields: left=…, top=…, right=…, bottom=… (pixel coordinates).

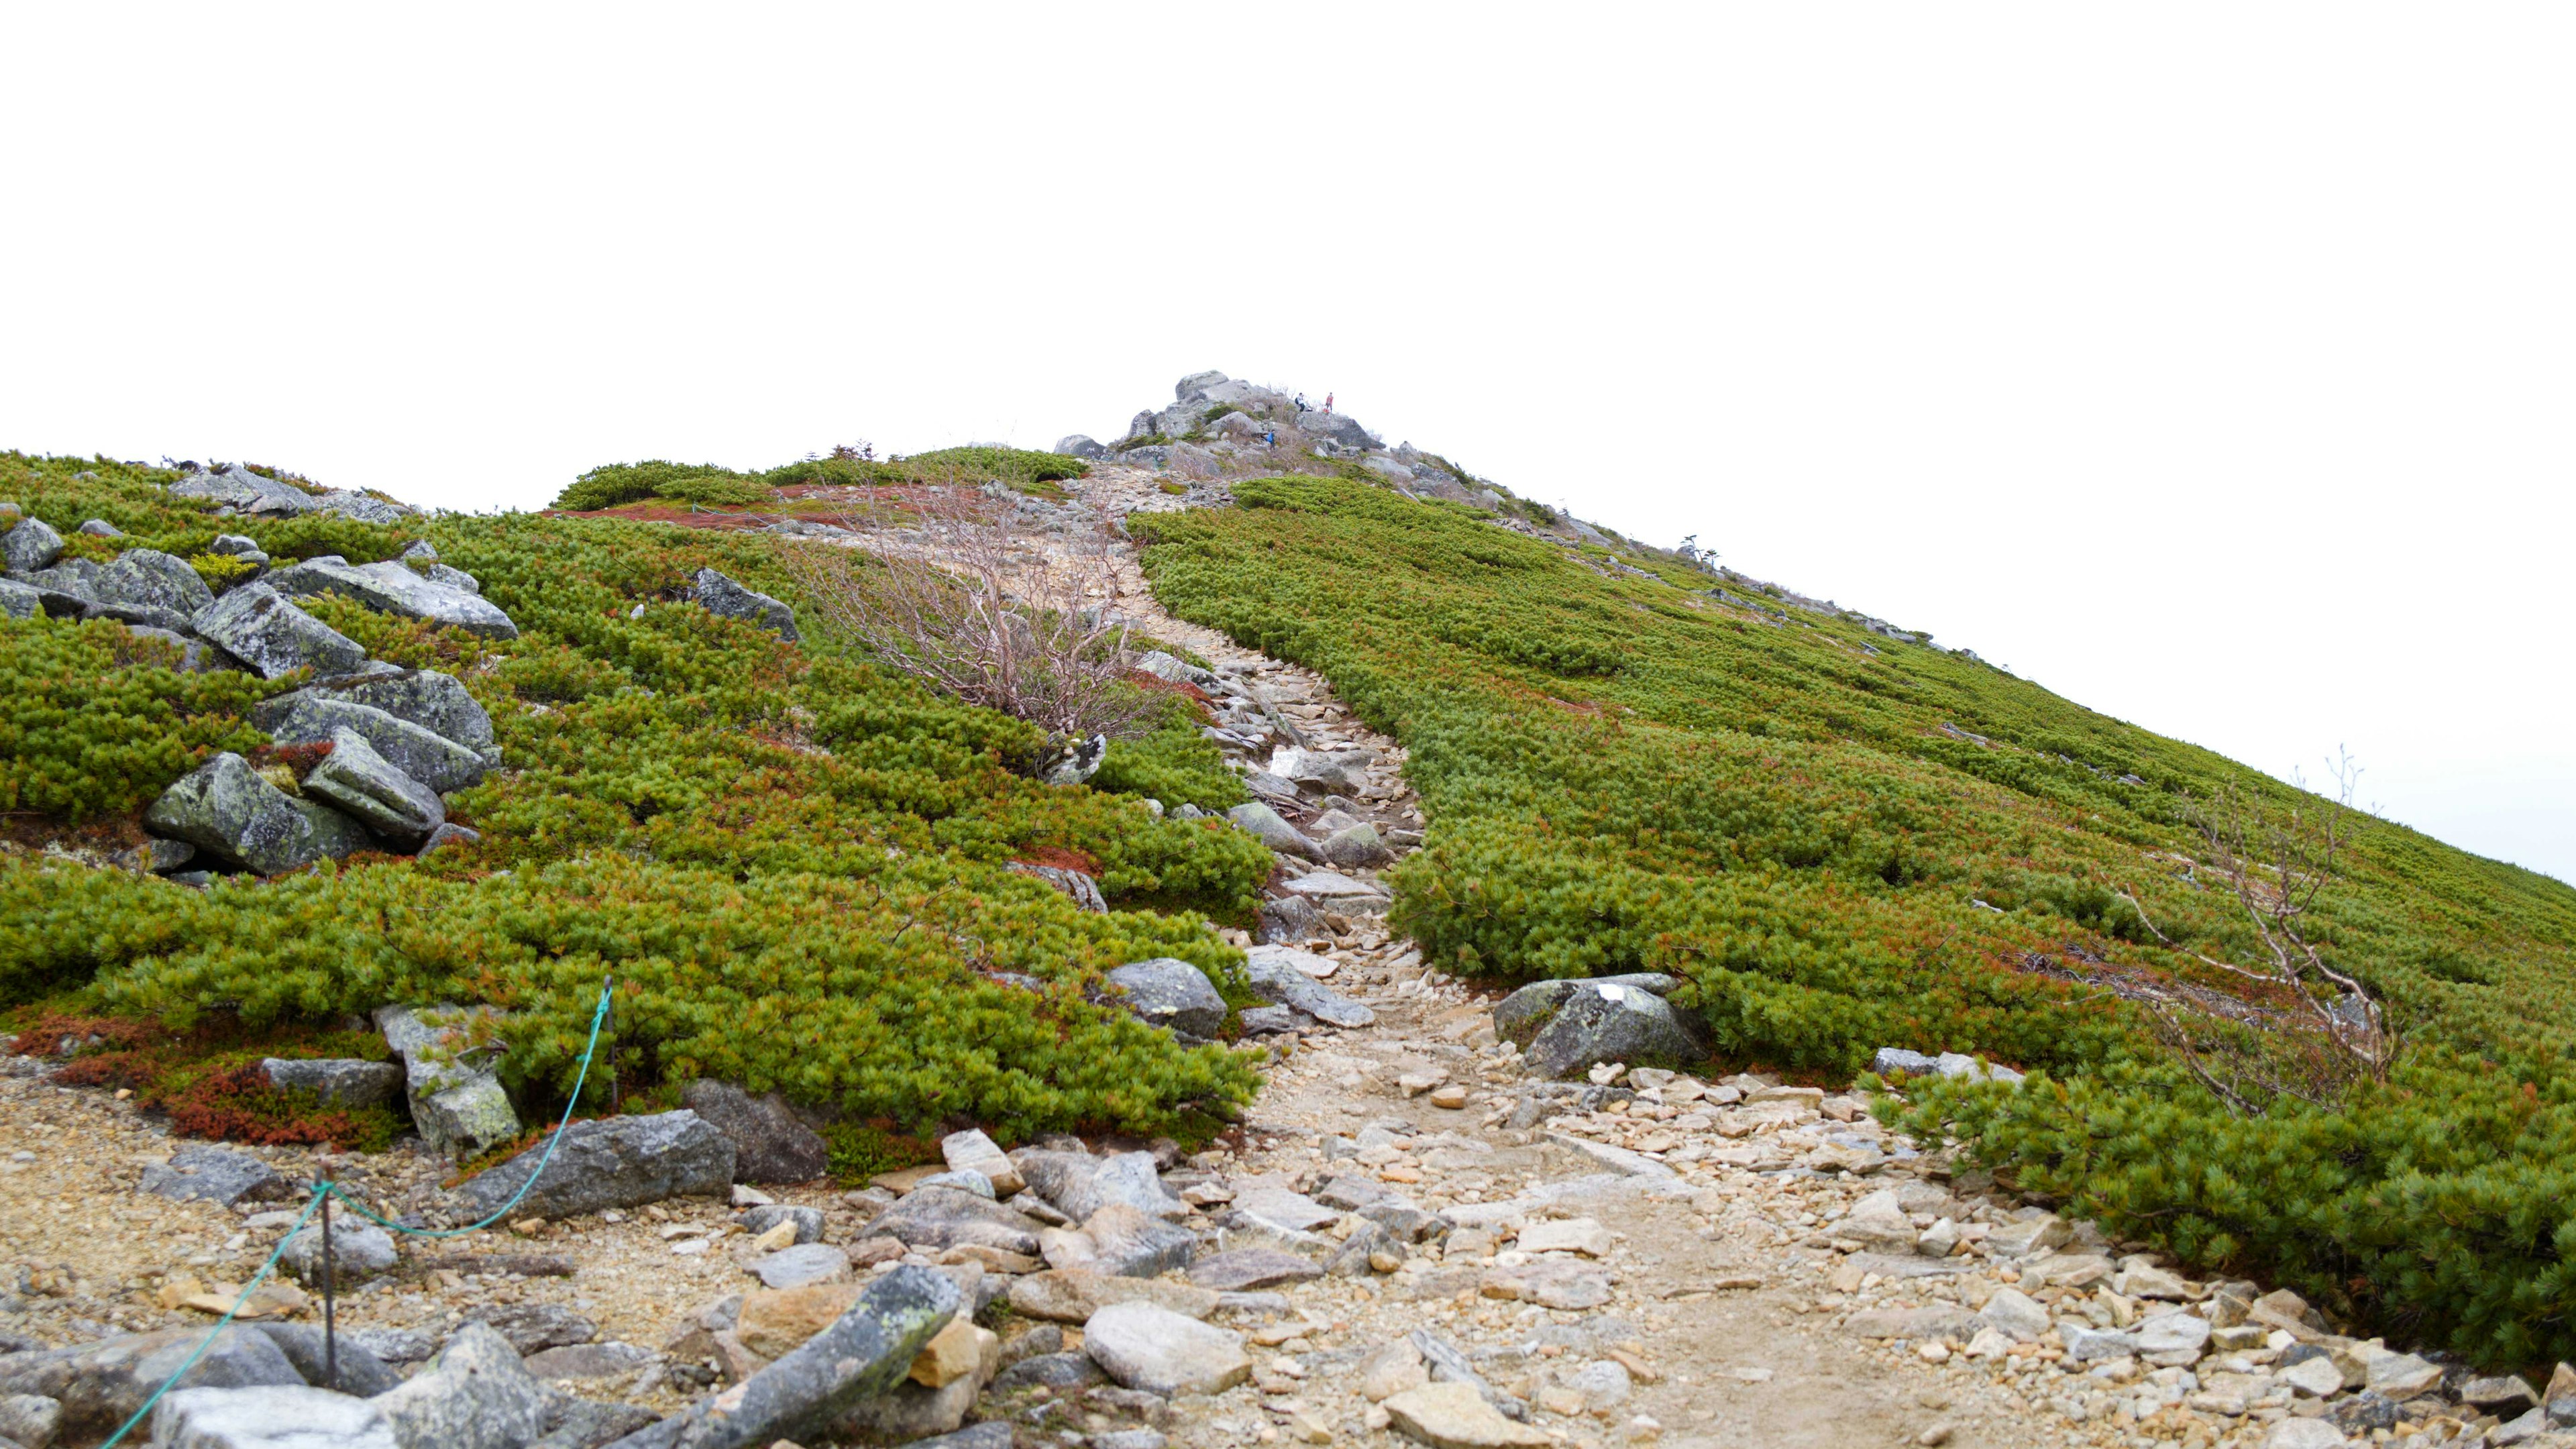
left=0, top=453, right=1267, bottom=1143
left=0, top=618, right=286, bottom=822
left=900, top=447, right=1090, bottom=487
left=1134, top=474, right=2576, bottom=1366
left=553, top=461, right=763, bottom=512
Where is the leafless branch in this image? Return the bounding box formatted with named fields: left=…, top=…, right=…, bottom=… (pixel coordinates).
left=775, top=485, right=1165, bottom=768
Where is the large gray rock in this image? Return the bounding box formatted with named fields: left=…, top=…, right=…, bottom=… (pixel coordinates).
left=375, top=1005, right=523, bottom=1159
left=1269, top=746, right=1375, bottom=795
left=1, top=517, right=63, bottom=573
left=857, top=1187, right=1047, bottom=1256
left=1082, top=1301, right=1250, bottom=1395
left=1243, top=950, right=1375, bottom=1028
left=1490, top=975, right=1675, bottom=1042
left=142, top=754, right=369, bottom=875
left=93, top=547, right=214, bottom=619
left=273, top=668, right=494, bottom=754
left=372, top=1322, right=549, bottom=1449
left=148, top=1382, right=398, bottom=1448
left=1010, top=1148, right=1185, bottom=1222
left=263, top=696, right=487, bottom=794
left=244, top=1322, right=402, bottom=1397
left=301, top=727, right=445, bottom=845
left=462, top=1303, right=599, bottom=1354
left=190, top=583, right=370, bottom=680
left=690, top=568, right=798, bottom=641
left=1226, top=802, right=1319, bottom=861
left=266, top=556, right=518, bottom=639
left=308, top=490, right=414, bottom=525
left=279, top=1220, right=400, bottom=1284
left=170, top=466, right=322, bottom=516
left=1258, top=894, right=1328, bottom=945
left=600, top=1266, right=960, bottom=1449
left=681, top=1080, right=829, bottom=1183
left=453, top=1110, right=735, bottom=1220
left=0, top=1391, right=60, bottom=1448
left=1105, top=958, right=1228, bottom=1038
left=1053, top=435, right=1109, bottom=460
left=1083, top=1203, right=1196, bottom=1277
left=139, top=1144, right=288, bottom=1206
left=1319, top=822, right=1390, bottom=868
left=261, top=1057, right=404, bottom=1109
left=0, top=576, right=45, bottom=620
left=1175, top=370, right=1230, bottom=400
left=1495, top=977, right=1709, bottom=1080
left=0, top=1326, right=303, bottom=1444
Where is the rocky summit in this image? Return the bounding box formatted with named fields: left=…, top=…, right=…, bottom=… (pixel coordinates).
left=3, top=382, right=2574, bottom=1449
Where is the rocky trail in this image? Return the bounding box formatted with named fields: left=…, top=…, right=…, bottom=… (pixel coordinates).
left=2, top=451, right=2565, bottom=1449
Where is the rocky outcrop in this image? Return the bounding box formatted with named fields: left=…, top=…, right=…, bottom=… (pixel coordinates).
left=261, top=696, right=488, bottom=794
left=267, top=555, right=519, bottom=640
left=692, top=568, right=799, bottom=641
left=191, top=583, right=370, bottom=680
left=142, top=753, right=370, bottom=875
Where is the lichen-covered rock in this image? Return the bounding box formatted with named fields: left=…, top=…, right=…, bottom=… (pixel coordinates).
left=302, top=727, right=445, bottom=845
left=143, top=753, right=369, bottom=875
left=1226, top=802, right=1318, bottom=861
left=266, top=555, right=519, bottom=639
left=453, top=1110, right=735, bottom=1220
left=856, top=1187, right=1047, bottom=1257
left=169, top=465, right=323, bottom=515
left=1105, top=958, right=1228, bottom=1038
left=691, top=568, right=798, bottom=641
left=0, top=1326, right=303, bottom=1444
left=123, top=624, right=241, bottom=673
left=262, top=696, right=486, bottom=794
left=1, top=517, right=64, bottom=573
left=93, top=546, right=215, bottom=619
left=189, top=582, right=370, bottom=680
left=0, top=578, right=46, bottom=620
left=287, top=667, right=495, bottom=753
left=1494, top=976, right=1708, bottom=1080
left=375, top=1005, right=523, bottom=1160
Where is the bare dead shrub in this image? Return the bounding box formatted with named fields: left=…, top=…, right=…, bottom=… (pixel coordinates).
left=2121, top=751, right=2395, bottom=1114
left=777, top=486, right=1161, bottom=767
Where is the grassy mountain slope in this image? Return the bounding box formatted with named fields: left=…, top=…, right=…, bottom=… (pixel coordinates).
left=2, top=451, right=1266, bottom=1167
left=1136, top=475, right=2576, bottom=1365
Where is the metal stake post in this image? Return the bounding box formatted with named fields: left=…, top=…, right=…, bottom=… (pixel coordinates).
left=318, top=1166, right=337, bottom=1390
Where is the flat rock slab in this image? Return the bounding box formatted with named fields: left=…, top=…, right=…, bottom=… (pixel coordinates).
left=268, top=555, right=519, bottom=639
left=523, top=1342, right=655, bottom=1381
left=1187, top=1249, right=1326, bottom=1291
left=264, top=695, right=488, bottom=794
left=1233, top=1187, right=1340, bottom=1234
left=859, top=1187, right=1047, bottom=1257
left=1005, top=1270, right=1218, bottom=1324
left=1479, top=1259, right=1611, bottom=1310
left=1081, top=1301, right=1250, bottom=1396
left=453, top=1110, right=733, bottom=1221
left=1244, top=954, right=1375, bottom=1028
left=149, top=1383, right=396, bottom=1449
left=751, top=1243, right=853, bottom=1289
left=1383, top=1382, right=1552, bottom=1449
left=139, top=1144, right=289, bottom=1206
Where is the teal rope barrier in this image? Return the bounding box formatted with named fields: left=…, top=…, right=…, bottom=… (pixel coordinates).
left=97, top=1185, right=329, bottom=1448
left=97, top=977, right=616, bottom=1447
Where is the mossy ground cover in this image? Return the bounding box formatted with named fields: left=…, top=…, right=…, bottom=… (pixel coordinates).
left=1, top=451, right=1269, bottom=1159
left=1136, top=475, right=2576, bottom=1366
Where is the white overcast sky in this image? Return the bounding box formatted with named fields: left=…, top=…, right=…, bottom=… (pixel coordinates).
left=5, top=7, right=2570, bottom=883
